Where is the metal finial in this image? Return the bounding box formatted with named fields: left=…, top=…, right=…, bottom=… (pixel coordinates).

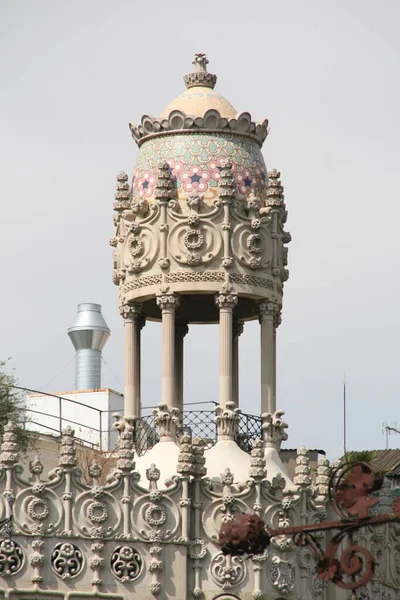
left=184, top=53, right=217, bottom=89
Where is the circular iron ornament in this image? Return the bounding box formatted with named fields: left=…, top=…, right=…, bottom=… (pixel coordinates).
left=145, top=504, right=167, bottom=527
left=316, top=532, right=375, bottom=591
left=0, top=540, right=24, bottom=577
left=51, top=542, right=83, bottom=579
left=27, top=498, right=49, bottom=521
left=111, top=545, right=143, bottom=582
left=329, top=461, right=384, bottom=519
left=87, top=501, right=108, bottom=524
left=184, top=229, right=204, bottom=249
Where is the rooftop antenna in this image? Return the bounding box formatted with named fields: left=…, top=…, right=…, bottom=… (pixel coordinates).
left=382, top=422, right=400, bottom=450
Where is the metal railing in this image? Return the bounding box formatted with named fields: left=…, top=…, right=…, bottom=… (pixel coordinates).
left=7, top=385, right=263, bottom=455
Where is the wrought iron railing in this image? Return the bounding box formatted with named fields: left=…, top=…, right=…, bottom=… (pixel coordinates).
left=134, top=406, right=262, bottom=456
left=8, top=385, right=262, bottom=455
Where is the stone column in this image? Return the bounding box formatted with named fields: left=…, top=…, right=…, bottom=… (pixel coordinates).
left=232, top=320, right=244, bottom=407
left=259, top=301, right=279, bottom=414
left=120, top=304, right=145, bottom=418
left=156, top=294, right=180, bottom=408
left=175, top=321, right=189, bottom=413
left=215, top=293, right=238, bottom=406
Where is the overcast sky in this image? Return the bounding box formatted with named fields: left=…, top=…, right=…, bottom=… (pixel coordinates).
left=1, top=0, right=399, bottom=460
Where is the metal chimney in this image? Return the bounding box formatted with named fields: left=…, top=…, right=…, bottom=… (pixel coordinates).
left=68, top=303, right=111, bottom=390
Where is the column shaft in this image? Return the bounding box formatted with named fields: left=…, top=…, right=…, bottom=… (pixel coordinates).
left=259, top=302, right=278, bottom=414
left=232, top=321, right=244, bottom=407
left=175, top=322, right=189, bottom=412
left=216, top=294, right=238, bottom=406
left=157, top=295, right=180, bottom=408
left=121, top=305, right=143, bottom=418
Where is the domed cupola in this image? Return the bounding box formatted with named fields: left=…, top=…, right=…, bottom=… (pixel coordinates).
left=112, top=55, right=291, bottom=486
left=129, top=53, right=269, bottom=207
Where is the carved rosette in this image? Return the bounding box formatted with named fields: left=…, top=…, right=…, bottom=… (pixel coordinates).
left=215, top=401, right=241, bottom=439
left=293, top=446, right=312, bottom=489
left=177, top=432, right=196, bottom=478
left=112, top=414, right=135, bottom=472
left=153, top=404, right=181, bottom=439
left=148, top=545, right=163, bottom=596
left=249, top=438, right=266, bottom=482
left=154, top=161, right=174, bottom=203
left=261, top=411, right=288, bottom=449
left=315, top=458, right=331, bottom=504
left=192, top=436, right=207, bottom=478
left=90, top=541, right=105, bottom=586
left=58, top=425, right=77, bottom=469
left=114, top=171, right=130, bottom=212
left=0, top=421, right=19, bottom=467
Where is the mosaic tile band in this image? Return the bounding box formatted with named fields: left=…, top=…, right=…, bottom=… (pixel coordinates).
left=131, top=133, right=268, bottom=204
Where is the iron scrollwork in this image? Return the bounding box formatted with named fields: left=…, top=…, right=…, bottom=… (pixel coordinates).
left=218, top=461, right=400, bottom=592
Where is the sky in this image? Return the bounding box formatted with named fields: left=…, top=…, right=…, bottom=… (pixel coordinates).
left=0, top=0, right=399, bottom=461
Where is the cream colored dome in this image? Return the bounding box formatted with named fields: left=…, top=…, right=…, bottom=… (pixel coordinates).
left=160, top=86, right=237, bottom=119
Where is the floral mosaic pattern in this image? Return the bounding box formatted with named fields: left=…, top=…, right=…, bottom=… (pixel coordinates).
left=131, top=133, right=267, bottom=204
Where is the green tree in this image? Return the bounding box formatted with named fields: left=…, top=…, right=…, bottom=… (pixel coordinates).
left=0, top=359, right=37, bottom=454
left=344, top=450, right=377, bottom=464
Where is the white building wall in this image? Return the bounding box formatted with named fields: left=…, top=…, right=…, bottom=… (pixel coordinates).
left=26, top=389, right=123, bottom=451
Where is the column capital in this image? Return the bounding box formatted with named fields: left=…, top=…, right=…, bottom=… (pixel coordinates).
left=156, top=293, right=180, bottom=313
left=120, top=302, right=142, bottom=322
left=215, top=293, right=238, bottom=311
left=258, top=300, right=281, bottom=325
left=175, top=320, right=189, bottom=340
left=232, top=319, right=244, bottom=339
left=261, top=410, right=288, bottom=449
left=215, top=401, right=241, bottom=440
left=153, top=404, right=181, bottom=440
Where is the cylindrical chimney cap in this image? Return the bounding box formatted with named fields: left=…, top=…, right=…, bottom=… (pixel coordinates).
left=68, top=303, right=110, bottom=352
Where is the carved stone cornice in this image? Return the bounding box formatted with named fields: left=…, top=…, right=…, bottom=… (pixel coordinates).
left=261, top=411, right=288, bottom=449
left=215, top=293, right=238, bottom=312
left=130, top=111, right=269, bottom=148
left=156, top=294, right=180, bottom=313
left=215, top=401, right=241, bottom=439
left=153, top=404, right=181, bottom=439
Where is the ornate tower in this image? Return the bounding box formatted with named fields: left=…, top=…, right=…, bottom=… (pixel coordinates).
left=111, top=53, right=291, bottom=481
